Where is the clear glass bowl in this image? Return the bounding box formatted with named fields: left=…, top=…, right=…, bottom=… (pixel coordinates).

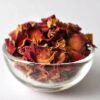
left=3, top=44, right=95, bottom=92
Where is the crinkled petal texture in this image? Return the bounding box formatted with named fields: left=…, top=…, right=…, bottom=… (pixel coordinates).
left=5, top=39, right=16, bottom=54
left=29, top=29, right=44, bottom=43
left=5, top=15, right=96, bottom=82
left=5, top=15, right=95, bottom=63
left=35, top=46, right=57, bottom=63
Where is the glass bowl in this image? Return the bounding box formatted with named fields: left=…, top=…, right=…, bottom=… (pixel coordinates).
left=3, top=44, right=95, bottom=92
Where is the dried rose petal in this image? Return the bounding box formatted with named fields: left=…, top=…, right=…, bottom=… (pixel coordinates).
left=16, top=32, right=28, bottom=48
left=55, top=39, right=66, bottom=50
left=5, top=39, right=16, bottom=54
left=35, top=46, right=57, bottom=63
left=84, top=33, right=94, bottom=46
left=68, top=33, right=85, bottom=51
left=69, top=50, right=85, bottom=61
left=67, top=23, right=81, bottom=32
left=47, top=29, right=56, bottom=38
left=9, top=25, right=23, bottom=42
left=47, top=18, right=58, bottom=28
left=9, top=30, right=18, bottom=41
left=55, top=52, right=67, bottom=64
left=29, top=29, right=44, bottom=43
left=21, top=21, right=36, bottom=30
left=41, top=15, right=56, bottom=23
left=18, top=45, right=36, bottom=61
left=40, top=24, right=49, bottom=32
left=48, top=67, right=60, bottom=80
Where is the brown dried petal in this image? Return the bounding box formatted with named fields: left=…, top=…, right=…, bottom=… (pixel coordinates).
left=85, top=33, right=93, bottom=44
left=69, top=33, right=85, bottom=51
left=55, top=39, right=66, bottom=50
left=47, top=29, right=56, bottom=38
left=35, top=46, right=57, bottom=63
left=30, top=29, right=44, bottom=43
left=47, top=18, right=58, bottom=28
left=55, top=52, right=67, bottom=64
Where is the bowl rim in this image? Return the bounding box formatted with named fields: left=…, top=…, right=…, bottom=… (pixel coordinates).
left=2, top=44, right=95, bottom=65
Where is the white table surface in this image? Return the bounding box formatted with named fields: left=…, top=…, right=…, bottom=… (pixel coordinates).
left=0, top=0, right=100, bottom=100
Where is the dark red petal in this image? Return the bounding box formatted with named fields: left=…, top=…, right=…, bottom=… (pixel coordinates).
left=40, top=24, right=49, bottom=32
left=9, top=30, right=18, bottom=41
left=18, top=45, right=36, bottom=61
left=67, top=23, right=81, bottom=32
left=21, top=21, right=36, bottom=30
left=16, top=32, right=28, bottom=47
left=69, top=50, right=85, bottom=61
left=5, top=39, right=16, bottom=54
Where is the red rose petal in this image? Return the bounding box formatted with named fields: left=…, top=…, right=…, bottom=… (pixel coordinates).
left=5, top=39, right=16, bottom=54
left=18, top=45, right=36, bottom=61
left=9, top=30, right=18, bottom=41
left=16, top=32, right=28, bottom=48
left=69, top=50, right=85, bottom=61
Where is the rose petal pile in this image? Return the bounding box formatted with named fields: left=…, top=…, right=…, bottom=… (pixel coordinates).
left=5, top=15, right=95, bottom=63
left=5, top=15, right=95, bottom=82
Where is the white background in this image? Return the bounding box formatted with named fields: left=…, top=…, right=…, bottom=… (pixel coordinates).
left=0, top=0, right=100, bottom=100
